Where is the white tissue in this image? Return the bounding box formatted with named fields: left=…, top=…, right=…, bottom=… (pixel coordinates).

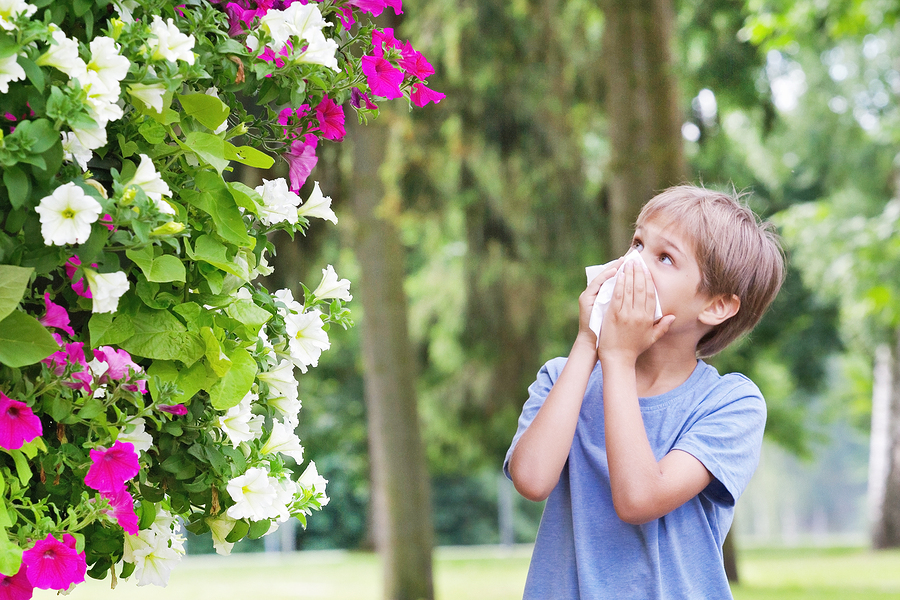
left=585, top=248, right=663, bottom=346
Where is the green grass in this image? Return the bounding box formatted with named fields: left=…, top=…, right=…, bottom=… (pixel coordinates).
left=34, top=545, right=900, bottom=600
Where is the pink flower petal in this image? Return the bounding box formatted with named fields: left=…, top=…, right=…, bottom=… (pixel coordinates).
left=315, top=95, right=345, bottom=141
left=158, top=404, right=188, bottom=416
left=102, top=488, right=139, bottom=535
left=361, top=55, right=404, bottom=99
left=285, top=134, right=318, bottom=192
left=22, top=534, right=86, bottom=591
left=410, top=82, right=445, bottom=107
left=0, top=565, right=33, bottom=600
left=0, top=392, right=42, bottom=451
left=40, top=293, right=75, bottom=337
left=84, top=441, right=140, bottom=495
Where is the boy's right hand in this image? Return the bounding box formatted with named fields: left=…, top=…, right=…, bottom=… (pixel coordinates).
left=577, top=258, right=623, bottom=346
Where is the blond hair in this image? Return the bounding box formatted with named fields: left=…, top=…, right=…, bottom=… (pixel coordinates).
left=636, top=185, right=785, bottom=357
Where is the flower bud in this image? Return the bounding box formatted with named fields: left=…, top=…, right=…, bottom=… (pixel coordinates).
left=120, top=187, right=137, bottom=205
left=84, top=179, right=108, bottom=199
left=110, top=18, right=125, bottom=40
left=150, top=221, right=185, bottom=236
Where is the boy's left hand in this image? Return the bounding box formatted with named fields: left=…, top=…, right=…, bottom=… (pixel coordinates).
left=598, top=261, right=675, bottom=363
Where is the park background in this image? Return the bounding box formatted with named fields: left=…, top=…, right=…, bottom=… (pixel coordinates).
left=37, top=0, right=900, bottom=597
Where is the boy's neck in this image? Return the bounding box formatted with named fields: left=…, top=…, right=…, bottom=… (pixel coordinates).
left=633, top=343, right=699, bottom=398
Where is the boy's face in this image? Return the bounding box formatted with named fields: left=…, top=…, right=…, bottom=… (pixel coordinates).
left=630, top=216, right=712, bottom=326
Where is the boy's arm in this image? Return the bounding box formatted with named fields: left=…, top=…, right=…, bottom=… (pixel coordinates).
left=507, top=262, right=620, bottom=502
left=599, top=262, right=714, bottom=525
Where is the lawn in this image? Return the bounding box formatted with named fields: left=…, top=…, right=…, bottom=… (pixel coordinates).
left=34, top=545, right=900, bottom=600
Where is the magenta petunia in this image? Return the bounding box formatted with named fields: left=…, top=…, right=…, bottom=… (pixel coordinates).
left=410, top=82, right=445, bottom=108
left=64, top=257, right=92, bottom=299
left=285, top=134, right=319, bottom=192
left=333, top=5, right=355, bottom=29
left=315, top=95, right=345, bottom=141
left=92, top=346, right=140, bottom=381
left=347, top=0, right=387, bottom=17
left=351, top=87, right=378, bottom=110
left=278, top=104, right=310, bottom=138
left=361, top=55, right=404, bottom=99
left=158, top=403, right=188, bottom=416
left=40, top=293, right=75, bottom=337
left=0, top=392, right=42, bottom=451
left=84, top=441, right=140, bottom=495
left=0, top=565, right=33, bottom=600
left=22, top=534, right=86, bottom=591
left=399, top=48, right=434, bottom=80
left=101, top=488, right=139, bottom=535
left=371, top=27, right=400, bottom=58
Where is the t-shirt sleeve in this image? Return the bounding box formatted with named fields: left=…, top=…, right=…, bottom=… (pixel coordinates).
left=502, top=358, right=564, bottom=480
left=672, top=375, right=767, bottom=507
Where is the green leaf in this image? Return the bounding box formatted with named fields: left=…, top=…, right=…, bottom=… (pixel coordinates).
left=226, top=182, right=261, bottom=216
left=138, top=119, right=167, bottom=145
left=208, top=347, right=257, bottom=410
left=89, top=312, right=136, bottom=347
left=182, top=131, right=230, bottom=173
left=225, top=299, right=272, bottom=337
left=177, top=93, right=230, bottom=131
left=0, top=527, right=22, bottom=577
left=192, top=235, right=250, bottom=279
left=182, top=184, right=254, bottom=248
left=2, top=166, right=30, bottom=210
left=248, top=519, right=271, bottom=539
left=4, top=450, right=30, bottom=486
left=225, top=519, right=249, bottom=543
left=126, top=246, right=186, bottom=283
left=117, top=308, right=204, bottom=364
left=138, top=501, right=156, bottom=530
left=0, top=311, right=58, bottom=367
left=76, top=397, right=105, bottom=420
left=224, top=144, right=274, bottom=169
left=18, top=56, right=44, bottom=92
left=0, top=265, right=32, bottom=322
left=200, top=327, right=232, bottom=377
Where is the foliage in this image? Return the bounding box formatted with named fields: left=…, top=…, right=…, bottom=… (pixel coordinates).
left=0, top=0, right=441, bottom=593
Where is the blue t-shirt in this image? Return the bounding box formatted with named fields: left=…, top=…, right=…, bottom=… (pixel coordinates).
left=503, top=358, right=766, bottom=600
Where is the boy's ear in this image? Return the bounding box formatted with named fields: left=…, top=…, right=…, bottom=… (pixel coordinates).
left=699, top=294, right=740, bottom=327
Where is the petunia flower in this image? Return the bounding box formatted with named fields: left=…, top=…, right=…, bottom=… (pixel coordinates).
left=206, top=514, right=237, bottom=556
left=0, top=392, right=42, bottom=451
left=257, top=358, right=299, bottom=406
left=84, top=269, right=129, bottom=314
left=295, top=33, right=340, bottom=72
left=371, top=27, right=401, bottom=58
left=40, top=292, right=75, bottom=336
left=314, top=94, right=345, bottom=141
left=311, top=264, right=352, bottom=301
left=360, top=55, right=403, bottom=99
left=125, top=154, right=174, bottom=214
left=127, top=82, right=166, bottom=113
left=147, top=16, right=195, bottom=64
left=86, top=36, right=130, bottom=93
left=0, top=565, right=33, bottom=600
left=22, top=534, right=86, bottom=591
left=61, top=131, right=92, bottom=171
left=102, top=487, right=139, bottom=535
left=35, top=29, right=87, bottom=80
left=410, top=82, right=445, bottom=108
left=350, top=87, right=377, bottom=110
left=34, top=183, right=102, bottom=246
left=254, top=177, right=302, bottom=226
left=70, top=119, right=108, bottom=151
left=117, top=418, right=153, bottom=455
left=65, top=256, right=93, bottom=298
left=92, top=346, right=140, bottom=381
left=260, top=420, right=304, bottom=462
left=216, top=392, right=263, bottom=448
left=84, top=440, right=140, bottom=495
left=158, top=403, right=187, bottom=416
left=225, top=467, right=280, bottom=520
left=298, top=461, right=329, bottom=506
left=283, top=309, right=330, bottom=373
left=0, top=0, right=36, bottom=32
left=398, top=47, right=434, bottom=80
left=296, top=181, right=337, bottom=223
left=0, top=53, right=25, bottom=94
left=284, top=134, right=318, bottom=192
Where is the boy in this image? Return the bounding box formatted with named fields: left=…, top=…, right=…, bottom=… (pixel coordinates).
left=505, top=185, right=784, bottom=599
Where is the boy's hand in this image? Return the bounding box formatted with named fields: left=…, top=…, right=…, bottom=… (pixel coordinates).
left=577, top=258, right=623, bottom=347
left=598, top=261, right=675, bottom=363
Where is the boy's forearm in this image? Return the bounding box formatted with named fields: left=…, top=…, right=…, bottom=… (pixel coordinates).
left=509, top=334, right=597, bottom=502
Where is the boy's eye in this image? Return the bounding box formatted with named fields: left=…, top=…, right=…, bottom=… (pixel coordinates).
left=631, top=239, right=643, bottom=251
left=659, top=254, right=673, bottom=265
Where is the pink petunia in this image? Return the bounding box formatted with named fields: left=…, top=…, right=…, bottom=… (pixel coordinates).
left=315, top=95, right=345, bottom=141
left=40, top=293, right=75, bottom=337
left=0, top=392, right=42, bottom=451
left=333, top=6, right=355, bottom=29
left=92, top=346, right=140, bottom=381
left=351, top=87, right=378, bottom=110
left=410, top=82, right=446, bottom=108
left=399, top=48, right=435, bottom=80
left=158, top=403, right=188, bottom=416
left=84, top=441, right=140, bottom=495
left=0, top=565, right=33, bottom=600
left=278, top=104, right=310, bottom=139
left=22, top=534, right=86, bottom=591
left=371, top=27, right=401, bottom=58
left=65, top=257, right=92, bottom=299
left=101, top=488, right=139, bottom=535
left=123, top=379, right=148, bottom=394
left=100, top=214, right=115, bottom=232
left=285, top=134, right=318, bottom=192
left=361, top=55, right=404, bottom=99
left=257, top=42, right=292, bottom=69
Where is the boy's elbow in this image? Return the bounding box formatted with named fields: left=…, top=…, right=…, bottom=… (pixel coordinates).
left=513, top=478, right=553, bottom=503
left=612, top=494, right=659, bottom=525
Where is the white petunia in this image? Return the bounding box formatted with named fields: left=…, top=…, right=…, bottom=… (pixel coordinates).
left=86, top=36, right=130, bottom=94
left=118, top=417, right=153, bottom=455
left=257, top=358, right=299, bottom=403
left=216, top=391, right=263, bottom=448
left=125, top=508, right=185, bottom=587
left=254, top=177, right=302, bottom=226
left=296, top=181, right=337, bottom=223
left=126, top=154, right=174, bottom=214
left=271, top=477, right=298, bottom=523
left=61, top=131, right=92, bottom=171
left=226, top=466, right=280, bottom=521
left=0, top=0, right=36, bottom=31
left=283, top=309, right=330, bottom=373
left=260, top=420, right=304, bottom=462
left=34, top=182, right=102, bottom=246
left=206, top=514, right=237, bottom=556
left=36, top=29, right=87, bottom=80
left=85, top=270, right=129, bottom=313
left=71, top=120, right=108, bottom=151
left=128, top=82, right=166, bottom=113
left=147, top=16, right=195, bottom=64
left=298, top=461, right=329, bottom=507
left=312, top=264, right=351, bottom=301
left=283, top=2, right=329, bottom=41
left=0, top=52, right=25, bottom=93
left=295, top=32, right=340, bottom=72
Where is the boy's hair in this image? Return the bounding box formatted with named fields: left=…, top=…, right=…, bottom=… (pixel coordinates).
left=636, top=185, right=785, bottom=358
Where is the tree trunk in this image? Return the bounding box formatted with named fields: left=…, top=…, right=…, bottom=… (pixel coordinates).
left=871, top=329, right=900, bottom=549
left=348, top=113, right=435, bottom=599
left=601, top=0, right=687, bottom=253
